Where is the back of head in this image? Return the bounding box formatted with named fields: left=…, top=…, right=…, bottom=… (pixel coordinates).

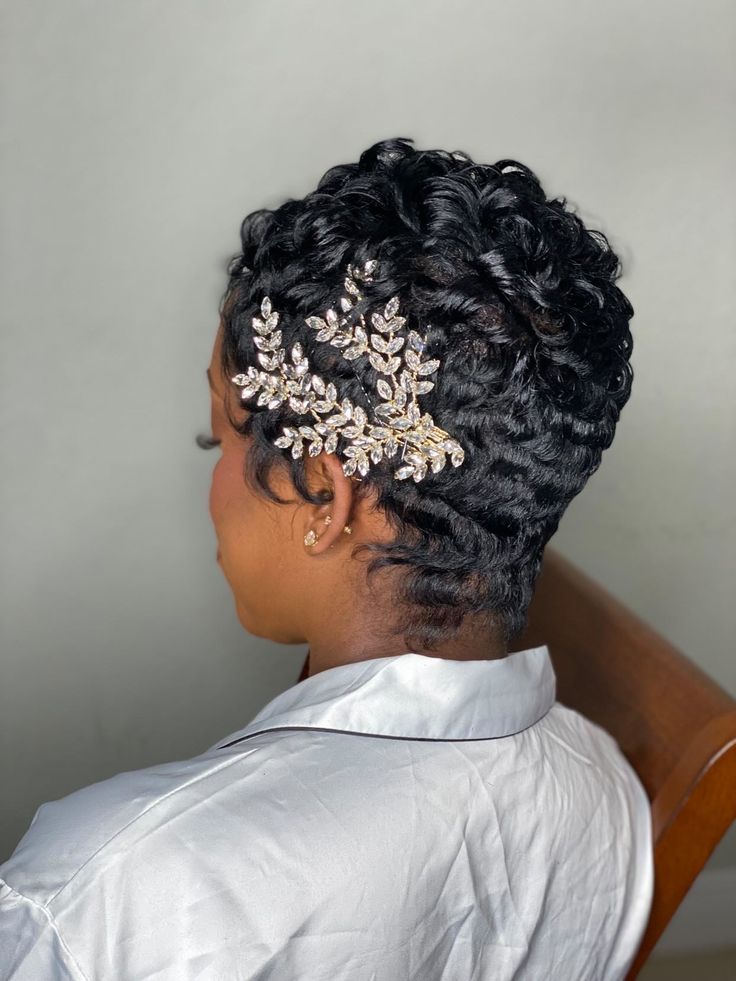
left=218, top=137, right=634, bottom=652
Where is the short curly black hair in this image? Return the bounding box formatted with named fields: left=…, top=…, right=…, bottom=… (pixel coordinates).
left=216, top=137, right=634, bottom=652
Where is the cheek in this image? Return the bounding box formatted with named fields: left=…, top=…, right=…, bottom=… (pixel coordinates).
left=208, top=448, right=247, bottom=542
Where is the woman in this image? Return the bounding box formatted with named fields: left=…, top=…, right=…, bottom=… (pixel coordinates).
left=0, top=137, right=653, bottom=979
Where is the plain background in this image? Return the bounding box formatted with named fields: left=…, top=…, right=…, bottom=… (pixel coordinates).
left=1, top=0, right=734, bottom=946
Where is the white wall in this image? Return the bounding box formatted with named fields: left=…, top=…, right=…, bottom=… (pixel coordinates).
left=1, top=0, right=734, bottom=889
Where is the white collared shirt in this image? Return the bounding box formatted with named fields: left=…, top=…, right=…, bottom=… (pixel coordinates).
left=0, top=646, right=653, bottom=980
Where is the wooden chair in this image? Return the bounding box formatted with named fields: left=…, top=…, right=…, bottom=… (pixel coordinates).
left=519, top=547, right=736, bottom=977
left=297, top=546, right=736, bottom=977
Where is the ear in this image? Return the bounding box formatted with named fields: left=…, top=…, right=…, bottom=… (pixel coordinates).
left=301, top=452, right=358, bottom=555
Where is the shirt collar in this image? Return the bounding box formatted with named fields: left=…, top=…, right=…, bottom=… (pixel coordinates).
left=211, top=644, right=556, bottom=750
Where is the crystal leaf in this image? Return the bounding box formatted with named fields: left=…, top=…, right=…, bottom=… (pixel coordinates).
left=384, top=296, right=400, bottom=319
left=325, top=432, right=338, bottom=453
left=274, top=436, right=293, bottom=448
left=368, top=352, right=388, bottom=373
left=307, top=441, right=323, bottom=457
left=340, top=297, right=353, bottom=312
left=418, top=359, right=441, bottom=376
left=386, top=337, right=405, bottom=355
left=405, top=349, right=421, bottom=371
left=344, top=278, right=359, bottom=296
left=261, top=297, right=272, bottom=318
left=326, top=308, right=339, bottom=327
left=364, top=259, right=378, bottom=275
left=371, top=334, right=388, bottom=353
left=395, top=465, right=415, bottom=480
left=377, top=379, right=393, bottom=400
left=344, top=346, right=363, bottom=360
left=232, top=373, right=248, bottom=385
left=311, top=376, right=326, bottom=395
left=343, top=457, right=358, bottom=475
left=415, top=380, right=435, bottom=395
left=306, top=316, right=327, bottom=331
left=291, top=442, right=303, bottom=459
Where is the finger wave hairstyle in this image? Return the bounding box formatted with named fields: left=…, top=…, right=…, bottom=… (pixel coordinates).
left=216, top=137, right=634, bottom=653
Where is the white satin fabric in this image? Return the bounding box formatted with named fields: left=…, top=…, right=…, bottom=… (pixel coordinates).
left=0, top=645, right=653, bottom=980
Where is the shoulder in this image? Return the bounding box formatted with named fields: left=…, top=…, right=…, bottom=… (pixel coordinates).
left=0, top=729, right=378, bottom=978
left=0, top=730, right=301, bottom=906
left=537, top=701, right=653, bottom=848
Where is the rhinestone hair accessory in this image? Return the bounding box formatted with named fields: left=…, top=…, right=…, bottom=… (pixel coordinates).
left=230, top=258, right=465, bottom=482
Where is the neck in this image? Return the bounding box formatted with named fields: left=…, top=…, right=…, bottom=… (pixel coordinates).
left=305, top=611, right=507, bottom=677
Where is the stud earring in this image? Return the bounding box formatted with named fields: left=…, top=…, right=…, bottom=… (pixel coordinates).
left=305, top=521, right=352, bottom=547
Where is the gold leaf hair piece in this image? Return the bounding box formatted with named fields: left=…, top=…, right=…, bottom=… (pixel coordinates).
left=231, top=258, right=465, bottom=482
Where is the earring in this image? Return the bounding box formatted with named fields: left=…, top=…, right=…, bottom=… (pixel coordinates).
left=305, top=520, right=351, bottom=546
left=325, top=514, right=351, bottom=533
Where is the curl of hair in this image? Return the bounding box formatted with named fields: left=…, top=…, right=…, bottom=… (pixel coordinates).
left=218, top=137, right=634, bottom=652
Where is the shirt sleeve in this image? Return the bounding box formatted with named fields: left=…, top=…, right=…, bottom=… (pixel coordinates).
left=0, top=880, right=87, bottom=981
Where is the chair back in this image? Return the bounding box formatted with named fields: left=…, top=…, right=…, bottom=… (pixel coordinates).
left=519, top=547, right=736, bottom=977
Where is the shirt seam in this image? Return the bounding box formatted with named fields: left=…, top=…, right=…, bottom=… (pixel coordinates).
left=0, top=877, right=90, bottom=981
